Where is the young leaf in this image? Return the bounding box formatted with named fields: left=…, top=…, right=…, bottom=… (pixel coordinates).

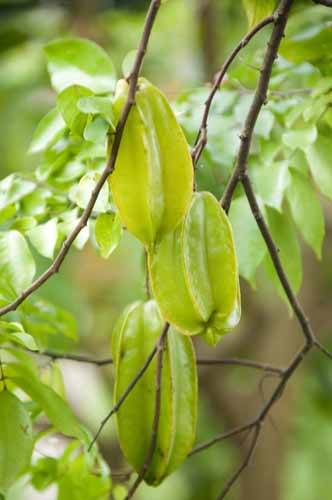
left=305, top=135, right=332, bottom=199
left=44, top=38, right=116, bottom=94
left=95, top=212, right=122, bottom=259
left=83, top=116, right=109, bottom=144
left=57, top=85, right=93, bottom=136
left=77, top=96, right=115, bottom=127
left=242, top=0, right=275, bottom=28
left=29, top=108, right=66, bottom=154
left=69, top=173, right=109, bottom=212
left=229, top=195, right=266, bottom=285
left=253, top=161, right=290, bottom=211
left=282, top=126, right=317, bottom=151
left=287, top=169, right=324, bottom=259
left=0, top=175, right=35, bottom=210
left=27, top=219, right=58, bottom=259
left=0, top=231, right=35, bottom=293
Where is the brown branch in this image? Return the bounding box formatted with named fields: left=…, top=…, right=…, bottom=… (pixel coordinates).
left=218, top=424, right=260, bottom=500
left=124, top=329, right=167, bottom=500
left=0, top=0, right=162, bottom=319
left=197, top=357, right=284, bottom=375
left=88, top=323, right=169, bottom=452
left=31, top=350, right=113, bottom=366
left=191, top=15, right=274, bottom=166
left=221, top=0, right=294, bottom=213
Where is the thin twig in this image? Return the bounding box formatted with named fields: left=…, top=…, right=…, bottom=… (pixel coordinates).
left=218, top=424, right=261, bottom=500
left=241, top=173, right=315, bottom=345
left=0, top=0, right=162, bottom=318
left=197, top=357, right=284, bottom=375
left=124, top=329, right=167, bottom=500
left=88, top=322, right=169, bottom=452
left=221, top=0, right=294, bottom=212
left=31, top=350, right=113, bottom=366
left=191, top=15, right=274, bottom=165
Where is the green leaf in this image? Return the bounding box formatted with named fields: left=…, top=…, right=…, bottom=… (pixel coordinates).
left=0, top=231, right=35, bottom=294
left=280, top=23, right=332, bottom=64
left=0, top=175, right=35, bottom=210
left=77, top=96, right=115, bottom=127
left=10, top=216, right=37, bottom=233
left=113, top=485, right=127, bottom=500
left=69, top=173, right=109, bottom=212
left=44, top=38, right=116, bottom=94
left=229, top=195, right=266, bottom=285
left=305, top=135, right=332, bottom=199
left=30, top=457, right=58, bottom=491
left=121, top=50, right=137, bottom=79
left=0, top=391, right=33, bottom=493
left=9, top=364, right=85, bottom=441
left=287, top=169, right=324, bottom=259
left=57, top=454, right=111, bottom=500
left=253, top=161, right=290, bottom=211
left=57, top=85, right=93, bottom=136
left=95, top=212, right=122, bottom=259
left=29, top=108, right=66, bottom=154
left=242, top=0, right=275, bottom=28
left=27, top=219, right=58, bottom=259
left=264, top=207, right=302, bottom=296
left=282, top=126, right=317, bottom=150
left=83, top=116, right=109, bottom=144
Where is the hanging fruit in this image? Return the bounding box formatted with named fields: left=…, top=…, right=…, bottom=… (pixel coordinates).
left=109, top=78, right=193, bottom=247
left=112, top=300, right=197, bottom=486
left=149, top=191, right=241, bottom=345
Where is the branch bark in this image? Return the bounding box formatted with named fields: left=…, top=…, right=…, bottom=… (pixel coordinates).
left=221, top=0, right=294, bottom=212
left=0, top=0, right=163, bottom=318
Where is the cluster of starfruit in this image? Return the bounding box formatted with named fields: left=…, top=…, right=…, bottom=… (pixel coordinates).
left=110, top=78, right=241, bottom=485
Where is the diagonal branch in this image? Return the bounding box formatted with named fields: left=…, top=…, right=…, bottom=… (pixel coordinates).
left=221, top=0, right=294, bottom=213
left=0, top=0, right=163, bottom=318
left=124, top=329, right=167, bottom=500
left=191, top=14, right=275, bottom=165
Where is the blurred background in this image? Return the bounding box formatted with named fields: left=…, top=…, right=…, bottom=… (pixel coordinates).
left=1, top=1, right=332, bottom=499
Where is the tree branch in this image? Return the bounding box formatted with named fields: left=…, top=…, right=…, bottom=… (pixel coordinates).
left=124, top=330, right=167, bottom=499
left=0, top=0, right=162, bottom=318
left=192, top=14, right=274, bottom=165
left=88, top=323, right=169, bottom=452
left=221, top=0, right=294, bottom=212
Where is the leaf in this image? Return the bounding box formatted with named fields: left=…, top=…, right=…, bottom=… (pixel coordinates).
left=282, top=126, right=317, bottom=150
left=95, top=212, right=122, bottom=259
left=11, top=216, right=37, bottom=233
left=29, top=108, right=66, bottom=154
left=0, top=175, right=35, bottom=210
left=77, top=96, right=115, bottom=127
left=30, top=457, right=58, bottom=491
left=242, top=0, right=275, bottom=28
left=0, top=391, right=33, bottom=493
left=280, top=23, right=332, bottom=64
left=69, top=172, right=109, bottom=212
left=0, top=231, right=35, bottom=293
left=229, top=195, right=266, bottom=285
left=27, top=219, right=58, bottom=259
left=287, top=169, right=324, bottom=259
left=121, top=50, right=137, bottom=79
left=305, top=135, right=332, bottom=199
left=83, top=116, right=109, bottom=144
left=253, top=161, right=290, bottom=211
left=44, top=38, right=116, bottom=94
left=9, top=365, right=85, bottom=441
left=57, top=85, right=93, bottom=136
left=57, top=454, right=111, bottom=500
left=264, top=207, right=302, bottom=296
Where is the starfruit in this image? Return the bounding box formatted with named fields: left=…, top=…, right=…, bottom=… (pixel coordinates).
left=112, top=300, right=197, bottom=486
left=0, top=390, right=33, bottom=493
left=149, top=191, right=241, bottom=345
left=109, top=78, right=193, bottom=247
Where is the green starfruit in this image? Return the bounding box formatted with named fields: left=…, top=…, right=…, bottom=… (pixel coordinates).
left=109, top=78, right=193, bottom=247
left=0, top=390, right=33, bottom=493
left=112, top=300, right=197, bottom=486
left=149, top=191, right=241, bottom=345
